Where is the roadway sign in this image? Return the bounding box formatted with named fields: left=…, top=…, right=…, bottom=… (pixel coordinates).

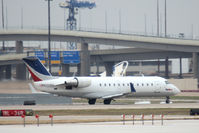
left=35, top=51, right=45, bottom=64
left=50, top=51, right=60, bottom=64
left=63, top=51, right=80, bottom=64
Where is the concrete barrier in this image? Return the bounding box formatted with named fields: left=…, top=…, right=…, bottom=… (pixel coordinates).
left=168, top=78, right=198, bottom=90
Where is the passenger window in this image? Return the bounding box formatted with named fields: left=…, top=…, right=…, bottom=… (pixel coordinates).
left=100, top=83, right=102, bottom=86
left=151, top=83, right=153, bottom=86
left=142, top=83, right=144, bottom=86
left=127, top=83, right=129, bottom=86
left=137, top=84, right=139, bottom=86
left=123, top=84, right=125, bottom=86
left=118, top=84, right=120, bottom=86
left=147, top=83, right=149, bottom=86
left=109, top=83, right=111, bottom=86
left=104, top=83, right=106, bottom=86
left=113, top=83, right=116, bottom=86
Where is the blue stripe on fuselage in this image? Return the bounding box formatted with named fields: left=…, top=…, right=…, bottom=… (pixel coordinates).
left=130, top=83, right=136, bottom=92
left=23, top=57, right=50, bottom=76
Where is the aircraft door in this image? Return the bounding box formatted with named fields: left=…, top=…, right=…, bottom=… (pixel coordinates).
left=154, top=81, right=161, bottom=95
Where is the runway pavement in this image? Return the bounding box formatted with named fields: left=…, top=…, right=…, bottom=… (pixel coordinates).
left=0, top=114, right=199, bottom=125
left=0, top=120, right=199, bottom=133
left=0, top=94, right=72, bottom=105
left=0, top=103, right=199, bottom=110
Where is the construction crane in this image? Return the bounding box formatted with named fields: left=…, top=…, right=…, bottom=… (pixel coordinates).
left=59, top=0, right=96, bottom=31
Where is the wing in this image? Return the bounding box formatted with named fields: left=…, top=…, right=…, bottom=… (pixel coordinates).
left=102, top=93, right=125, bottom=99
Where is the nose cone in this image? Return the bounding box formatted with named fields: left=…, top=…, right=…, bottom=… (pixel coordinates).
left=166, top=84, right=181, bottom=95
left=173, top=85, right=181, bottom=95
left=170, top=84, right=181, bottom=95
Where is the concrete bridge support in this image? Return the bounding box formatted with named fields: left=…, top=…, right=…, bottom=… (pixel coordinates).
left=165, top=57, right=169, bottom=79
left=15, top=41, right=26, bottom=80
left=78, top=43, right=90, bottom=76
left=104, top=62, right=114, bottom=76
left=178, top=57, right=183, bottom=78
left=5, top=65, right=11, bottom=79
left=193, top=53, right=199, bottom=82
left=0, top=65, right=11, bottom=80
left=0, top=66, right=5, bottom=80
left=61, top=64, right=70, bottom=76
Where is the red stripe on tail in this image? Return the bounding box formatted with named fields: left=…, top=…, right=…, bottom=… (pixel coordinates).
left=27, top=67, right=42, bottom=82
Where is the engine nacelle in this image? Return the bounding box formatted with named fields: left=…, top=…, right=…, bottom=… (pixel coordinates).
left=65, top=77, right=91, bottom=88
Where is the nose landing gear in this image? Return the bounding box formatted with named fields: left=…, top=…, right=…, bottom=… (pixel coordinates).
left=166, top=96, right=170, bottom=104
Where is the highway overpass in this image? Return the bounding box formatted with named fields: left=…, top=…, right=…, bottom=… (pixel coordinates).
left=0, top=48, right=192, bottom=80
left=0, top=29, right=199, bottom=52
left=0, top=29, right=199, bottom=81
left=0, top=48, right=192, bottom=65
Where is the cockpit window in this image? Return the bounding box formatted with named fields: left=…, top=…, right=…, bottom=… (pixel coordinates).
left=165, top=81, right=169, bottom=84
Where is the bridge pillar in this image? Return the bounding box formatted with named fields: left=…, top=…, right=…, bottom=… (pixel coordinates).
left=15, top=41, right=27, bottom=80
left=165, top=57, right=169, bottom=79
left=5, top=65, right=11, bottom=79
left=157, top=59, right=160, bottom=75
left=16, top=41, right=23, bottom=53
left=78, top=43, right=90, bottom=76
left=16, top=64, right=27, bottom=80
left=62, top=64, right=70, bottom=76
left=193, top=53, right=199, bottom=80
left=0, top=66, right=5, bottom=80
left=178, top=57, right=183, bottom=79
left=104, top=62, right=114, bottom=76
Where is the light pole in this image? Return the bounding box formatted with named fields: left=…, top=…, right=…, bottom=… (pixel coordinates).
left=157, top=0, right=159, bottom=36
left=46, top=0, right=52, bottom=73
left=1, top=0, right=5, bottom=51
left=165, top=0, right=167, bottom=37
left=119, top=10, right=121, bottom=33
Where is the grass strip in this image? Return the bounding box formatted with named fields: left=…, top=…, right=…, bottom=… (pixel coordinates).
left=34, top=108, right=190, bottom=116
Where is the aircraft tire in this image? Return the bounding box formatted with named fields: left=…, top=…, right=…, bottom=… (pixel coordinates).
left=104, top=99, right=112, bottom=105
left=88, top=99, right=96, bottom=105
left=166, top=96, right=170, bottom=104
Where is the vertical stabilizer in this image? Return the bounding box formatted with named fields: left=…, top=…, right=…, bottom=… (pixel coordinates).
left=23, top=56, right=53, bottom=82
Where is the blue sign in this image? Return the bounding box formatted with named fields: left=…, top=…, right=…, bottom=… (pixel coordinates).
left=35, top=51, right=45, bottom=63
left=63, top=51, right=80, bottom=64
left=50, top=51, right=60, bottom=64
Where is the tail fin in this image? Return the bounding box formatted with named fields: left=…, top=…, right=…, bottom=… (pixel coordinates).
left=23, top=56, right=53, bottom=82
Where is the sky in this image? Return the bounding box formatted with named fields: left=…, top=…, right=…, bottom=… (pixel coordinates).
left=1, top=0, right=199, bottom=39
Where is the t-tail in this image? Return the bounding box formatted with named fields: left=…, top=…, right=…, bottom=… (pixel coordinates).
left=23, top=56, right=54, bottom=82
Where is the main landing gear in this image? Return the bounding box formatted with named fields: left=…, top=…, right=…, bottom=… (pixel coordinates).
left=88, top=99, right=96, bottom=105
left=166, top=96, right=170, bottom=104
left=103, top=99, right=112, bottom=105
left=88, top=99, right=113, bottom=105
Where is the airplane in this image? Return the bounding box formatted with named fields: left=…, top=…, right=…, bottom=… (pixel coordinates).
left=23, top=56, right=180, bottom=105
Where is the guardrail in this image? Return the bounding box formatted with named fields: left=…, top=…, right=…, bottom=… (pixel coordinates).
left=0, top=26, right=198, bottom=40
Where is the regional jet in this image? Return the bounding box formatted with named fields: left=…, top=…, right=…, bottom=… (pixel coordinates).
left=23, top=56, right=180, bottom=105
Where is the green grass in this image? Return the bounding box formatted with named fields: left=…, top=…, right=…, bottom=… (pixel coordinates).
left=171, top=96, right=199, bottom=100
left=34, top=108, right=190, bottom=116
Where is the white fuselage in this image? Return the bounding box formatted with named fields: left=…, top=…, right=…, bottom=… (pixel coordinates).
left=33, top=76, right=180, bottom=99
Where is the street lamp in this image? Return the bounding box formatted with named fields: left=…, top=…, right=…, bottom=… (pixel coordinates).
left=1, top=0, right=5, bottom=51
left=157, top=0, right=159, bottom=36
left=46, top=0, right=52, bottom=73
left=165, top=0, right=167, bottom=37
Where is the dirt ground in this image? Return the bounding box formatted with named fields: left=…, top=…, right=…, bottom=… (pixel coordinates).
left=0, top=80, right=31, bottom=94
